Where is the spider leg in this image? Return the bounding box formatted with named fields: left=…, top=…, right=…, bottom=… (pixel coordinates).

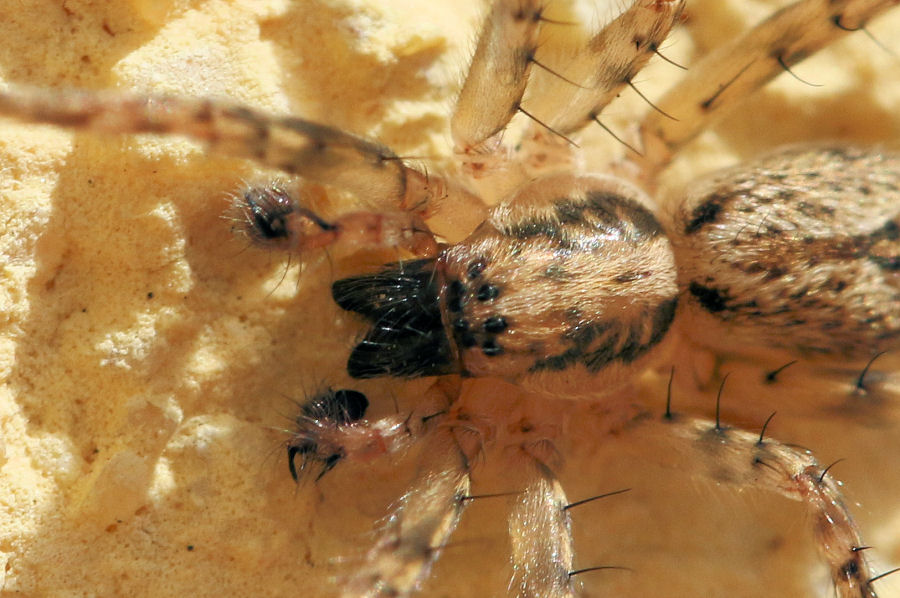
left=640, top=0, right=899, bottom=169
left=0, top=87, right=410, bottom=200
left=343, top=425, right=475, bottom=598
left=286, top=382, right=458, bottom=482
left=451, top=0, right=544, bottom=158
left=230, top=181, right=440, bottom=257
left=508, top=460, right=579, bottom=598
left=524, top=0, right=685, bottom=138
left=286, top=409, right=430, bottom=482
left=636, top=413, right=880, bottom=598
left=452, top=0, right=683, bottom=177
left=0, top=86, right=487, bottom=247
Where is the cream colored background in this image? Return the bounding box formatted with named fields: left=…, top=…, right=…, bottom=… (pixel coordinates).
left=0, top=1, right=898, bottom=597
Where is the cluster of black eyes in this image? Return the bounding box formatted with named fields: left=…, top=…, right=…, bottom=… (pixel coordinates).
left=446, top=259, right=509, bottom=357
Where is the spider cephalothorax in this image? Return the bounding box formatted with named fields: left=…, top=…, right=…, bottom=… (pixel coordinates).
left=334, top=174, right=680, bottom=397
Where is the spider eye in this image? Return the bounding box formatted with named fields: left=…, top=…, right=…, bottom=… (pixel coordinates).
left=332, top=259, right=458, bottom=378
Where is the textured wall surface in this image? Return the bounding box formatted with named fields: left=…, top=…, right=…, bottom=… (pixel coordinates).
left=0, top=1, right=898, bottom=597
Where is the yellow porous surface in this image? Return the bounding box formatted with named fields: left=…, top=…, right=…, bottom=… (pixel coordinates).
left=0, top=1, right=898, bottom=597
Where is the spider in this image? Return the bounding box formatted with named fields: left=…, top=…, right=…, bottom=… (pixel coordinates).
left=0, top=1, right=899, bottom=598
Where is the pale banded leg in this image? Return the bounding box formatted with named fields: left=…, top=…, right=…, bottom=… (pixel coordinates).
left=639, top=413, right=880, bottom=598
left=640, top=0, right=899, bottom=169
left=524, top=0, right=685, bottom=138
left=228, top=181, right=439, bottom=258
left=452, top=0, right=544, bottom=156
left=343, top=426, right=474, bottom=598
left=0, top=86, right=487, bottom=240
left=451, top=0, right=683, bottom=163
left=508, top=461, right=578, bottom=598
left=0, top=87, right=411, bottom=201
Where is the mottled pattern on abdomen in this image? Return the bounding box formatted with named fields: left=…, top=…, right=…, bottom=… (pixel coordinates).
left=670, top=145, right=900, bottom=357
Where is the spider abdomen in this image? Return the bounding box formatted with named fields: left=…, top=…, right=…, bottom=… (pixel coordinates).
left=671, top=145, right=900, bottom=360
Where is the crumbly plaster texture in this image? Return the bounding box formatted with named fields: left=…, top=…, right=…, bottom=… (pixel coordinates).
left=0, top=1, right=899, bottom=597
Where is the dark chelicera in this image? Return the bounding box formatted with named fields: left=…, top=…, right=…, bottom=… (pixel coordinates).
left=332, top=259, right=456, bottom=378
left=530, top=298, right=677, bottom=373
left=287, top=388, right=369, bottom=481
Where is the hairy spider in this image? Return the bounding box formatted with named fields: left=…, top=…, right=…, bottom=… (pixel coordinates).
left=0, top=1, right=899, bottom=598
